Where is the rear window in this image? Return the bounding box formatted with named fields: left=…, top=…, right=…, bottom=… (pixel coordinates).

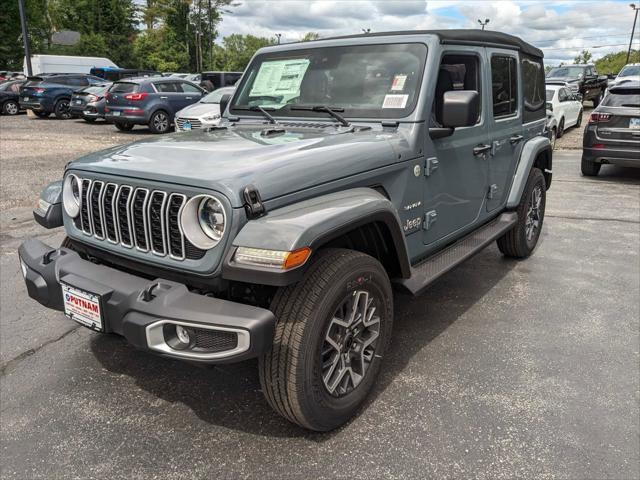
left=602, top=90, right=640, bottom=108
left=110, top=82, right=138, bottom=94
left=84, top=85, right=109, bottom=95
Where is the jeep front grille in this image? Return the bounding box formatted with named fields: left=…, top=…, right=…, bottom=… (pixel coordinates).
left=74, top=178, right=206, bottom=261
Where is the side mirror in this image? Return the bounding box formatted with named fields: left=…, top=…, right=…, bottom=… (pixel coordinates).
left=219, top=93, right=232, bottom=116
left=442, top=90, right=480, bottom=128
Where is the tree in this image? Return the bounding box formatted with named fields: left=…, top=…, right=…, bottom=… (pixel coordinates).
left=595, top=49, right=640, bottom=75
left=573, top=49, right=592, bottom=65
left=133, top=28, right=189, bottom=71
left=211, top=34, right=276, bottom=71
left=0, top=0, right=52, bottom=70
left=301, top=32, right=320, bottom=42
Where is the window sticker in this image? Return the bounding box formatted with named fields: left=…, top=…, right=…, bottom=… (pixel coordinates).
left=391, top=74, right=407, bottom=91
left=249, top=59, right=311, bottom=97
left=382, top=94, right=409, bottom=109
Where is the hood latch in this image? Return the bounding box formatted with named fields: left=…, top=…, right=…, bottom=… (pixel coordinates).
left=243, top=185, right=266, bottom=219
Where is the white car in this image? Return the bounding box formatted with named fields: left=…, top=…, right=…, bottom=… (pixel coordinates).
left=174, top=86, right=235, bottom=132
left=607, top=63, right=640, bottom=90
left=545, top=83, right=583, bottom=138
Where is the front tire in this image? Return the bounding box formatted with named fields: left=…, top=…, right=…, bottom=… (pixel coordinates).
left=549, top=127, right=557, bottom=150
left=259, top=248, right=393, bottom=431
left=575, top=109, right=583, bottom=128
left=581, top=157, right=601, bottom=176
left=557, top=118, right=565, bottom=138
left=54, top=99, right=72, bottom=119
left=497, top=167, right=546, bottom=259
left=3, top=100, right=19, bottom=115
left=149, top=110, right=170, bottom=134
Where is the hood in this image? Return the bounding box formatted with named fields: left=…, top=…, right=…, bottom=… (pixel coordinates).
left=546, top=76, right=581, bottom=84
left=177, top=102, right=221, bottom=118
left=68, top=124, right=409, bottom=208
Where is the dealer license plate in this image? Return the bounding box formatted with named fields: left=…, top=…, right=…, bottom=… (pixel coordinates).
left=23, top=96, right=29, bottom=102
left=629, top=118, right=640, bottom=129
left=182, top=121, right=192, bottom=131
left=62, top=283, right=103, bottom=332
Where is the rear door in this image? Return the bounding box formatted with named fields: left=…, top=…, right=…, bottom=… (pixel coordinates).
left=486, top=48, right=522, bottom=212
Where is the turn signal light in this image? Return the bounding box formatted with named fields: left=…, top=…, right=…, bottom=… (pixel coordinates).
left=234, top=247, right=312, bottom=270
left=589, top=113, right=611, bottom=123
left=124, top=92, right=148, bottom=101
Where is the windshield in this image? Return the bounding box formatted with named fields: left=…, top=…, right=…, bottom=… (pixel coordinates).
left=547, top=67, right=584, bottom=78
left=230, top=43, right=427, bottom=119
left=201, top=88, right=234, bottom=103
left=618, top=65, right=640, bottom=77
left=545, top=89, right=555, bottom=101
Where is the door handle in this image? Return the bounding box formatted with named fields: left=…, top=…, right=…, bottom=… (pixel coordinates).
left=185, top=96, right=193, bottom=100
left=160, top=96, right=168, bottom=99
left=473, top=144, right=491, bottom=156
left=509, top=135, right=524, bottom=144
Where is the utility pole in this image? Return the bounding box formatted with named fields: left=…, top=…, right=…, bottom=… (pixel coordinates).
left=627, top=4, right=640, bottom=64
left=18, top=0, right=33, bottom=76
left=478, top=18, right=490, bottom=31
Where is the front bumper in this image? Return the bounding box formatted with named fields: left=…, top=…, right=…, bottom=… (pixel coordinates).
left=18, top=238, right=276, bottom=364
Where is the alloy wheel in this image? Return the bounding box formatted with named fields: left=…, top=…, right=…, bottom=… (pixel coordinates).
left=321, top=289, right=381, bottom=397
left=153, top=112, right=168, bottom=132
left=525, top=184, right=543, bottom=244
left=58, top=100, right=71, bottom=119
left=5, top=102, right=18, bottom=115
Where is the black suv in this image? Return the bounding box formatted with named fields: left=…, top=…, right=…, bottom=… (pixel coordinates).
left=546, top=64, right=608, bottom=107
left=20, top=74, right=104, bottom=119
left=0, top=79, right=26, bottom=115
left=581, top=81, right=640, bottom=176
left=105, top=77, right=206, bottom=133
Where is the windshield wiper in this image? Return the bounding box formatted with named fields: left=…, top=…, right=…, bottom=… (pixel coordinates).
left=290, top=105, right=351, bottom=127
left=234, top=105, right=279, bottom=124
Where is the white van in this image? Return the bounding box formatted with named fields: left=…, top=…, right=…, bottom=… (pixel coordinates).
left=25, top=55, right=117, bottom=75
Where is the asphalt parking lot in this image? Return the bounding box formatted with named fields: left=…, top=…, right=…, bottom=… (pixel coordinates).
left=1, top=113, right=639, bottom=479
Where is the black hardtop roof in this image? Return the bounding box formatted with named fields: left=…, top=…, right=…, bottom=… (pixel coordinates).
left=310, top=29, right=543, bottom=58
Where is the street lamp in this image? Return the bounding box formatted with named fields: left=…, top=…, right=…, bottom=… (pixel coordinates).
left=627, top=4, right=640, bottom=64
left=478, top=18, right=490, bottom=31
left=275, top=33, right=282, bottom=44
left=362, top=28, right=371, bottom=34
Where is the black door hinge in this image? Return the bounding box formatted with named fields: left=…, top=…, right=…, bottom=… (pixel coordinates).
left=243, top=185, right=266, bottom=219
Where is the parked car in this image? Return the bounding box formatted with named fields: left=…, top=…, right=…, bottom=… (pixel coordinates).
left=545, top=107, right=558, bottom=149
left=19, top=73, right=104, bottom=119
left=0, top=79, right=27, bottom=115
left=199, top=71, right=242, bottom=91
left=0, top=71, right=26, bottom=82
left=90, top=67, right=160, bottom=82
left=105, top=77, right=206, bottom=133
left=70, top=83, right=112, bottom=122
left=607, top=63, right=640, bottom=91
left=19, top=29, right=552, bottom=431
left=545, top=83, right=583, bottom=138
left=581, top=81, right=640, bottom=176
left=175, top=86, right=235, bottom=131
left=546, top=64, right=608, bottom=107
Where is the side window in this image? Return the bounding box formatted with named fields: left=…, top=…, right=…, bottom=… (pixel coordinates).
left=431, top=53, right=481, bottom=126
left=154, top=82, right=177, bottom=93
left=491, top=55, right=518, bottom=118
left=521, top=54, right=545, bottom=122
left=181, top=82, right=202, bottom=94
left=69, top=77, right=88, bottom=86
left=558, top=88, right=568, bottom=102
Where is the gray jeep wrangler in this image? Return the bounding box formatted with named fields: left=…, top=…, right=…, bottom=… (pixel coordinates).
left=19, top=30, right=551, bottom=431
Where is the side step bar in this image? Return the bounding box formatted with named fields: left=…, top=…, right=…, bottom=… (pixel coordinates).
left=399, top=212, right=518, bottom=296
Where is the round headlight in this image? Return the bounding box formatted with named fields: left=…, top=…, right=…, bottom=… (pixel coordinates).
left=179, top=194, right=226, bottom=250
left=62, top=174, right=81, bottom=218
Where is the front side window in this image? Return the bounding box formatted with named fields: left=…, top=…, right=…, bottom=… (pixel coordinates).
left=558, top=88, right=568, bottom=102
left=431, top=53, right=481, bottom=126
left=231, top=43, right=428, bottom=119
left=491, top=55, right=517, bottom=117
left=181, top=82, right=202, bottom=93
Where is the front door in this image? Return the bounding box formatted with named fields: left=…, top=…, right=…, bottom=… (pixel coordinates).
left=423, top=47, right=490, bottom=245
left=486, top=48, right=523, bottom=212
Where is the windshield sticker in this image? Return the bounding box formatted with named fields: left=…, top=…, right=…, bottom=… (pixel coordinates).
left=249, top=59, right=310, bottom=98
left=391, top=74, right=407, bottom=91
left=382, top=94, right=408, bottom=109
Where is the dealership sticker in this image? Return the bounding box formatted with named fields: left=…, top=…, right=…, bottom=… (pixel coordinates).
left=391, top=74, right=407, bottom=91
left=62, top=284, right=103, bottom=331
left=382, top=94, right=408, bottom=109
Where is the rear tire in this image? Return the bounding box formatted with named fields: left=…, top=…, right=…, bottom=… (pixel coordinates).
left=3, top=100, right=19, bottom=115
left=557, top=118, right=565, bottom=138
left=149, top=110, right=170, bottom=134
left=115, top=121, right=134, bottom=131
left=497, top=167, right=546, bottom=259
left=54, top=99, right=72, bottom=119
left=259, top=248, right=393, bottom=431
left=581, top=157, right=601, bottom=176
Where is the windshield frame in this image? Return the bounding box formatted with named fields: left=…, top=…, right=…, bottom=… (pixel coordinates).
left=229, top=41, right=429, bottom=121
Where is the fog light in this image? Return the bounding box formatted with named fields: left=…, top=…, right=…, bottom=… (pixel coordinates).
left=176, top=325, right=190, bottom=344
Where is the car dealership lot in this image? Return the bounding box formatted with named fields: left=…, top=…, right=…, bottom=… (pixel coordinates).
left=1, top=115, right=638, bottom=479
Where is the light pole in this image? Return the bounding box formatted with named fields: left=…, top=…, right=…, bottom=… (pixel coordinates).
left=275, top=33, right=282, bottom=44
left=478, top=18, right=490, bottom=31
left=362, top=28, right=371, bottom=34
left=627, top=4, right=640, bottom=64
left=18, top=0, right=32, bottom=76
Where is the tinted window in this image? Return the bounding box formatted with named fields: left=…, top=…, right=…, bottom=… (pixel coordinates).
left=110, top=82, right=138, bottom=94
left=180, top=82, right=202, bottom=93
left=521, top=54, right=545, bottom=122
left=602, top=90, right=640, bottom=107
left=84, top=85, right=109, bottom=95
left=491, top=55, right=517, bottom=117
left=619, top=65, right=640, bottom=77
left=558, top=88, right=568, bottom=102
left=154, top=82, right=178, bottom=93
left=67, top=77, right=88, bottom=86
left=545, top=89, right=555, bottom=101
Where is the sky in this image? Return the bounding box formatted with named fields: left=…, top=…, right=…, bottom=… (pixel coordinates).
left=216, top=0, right=640, bottom=66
